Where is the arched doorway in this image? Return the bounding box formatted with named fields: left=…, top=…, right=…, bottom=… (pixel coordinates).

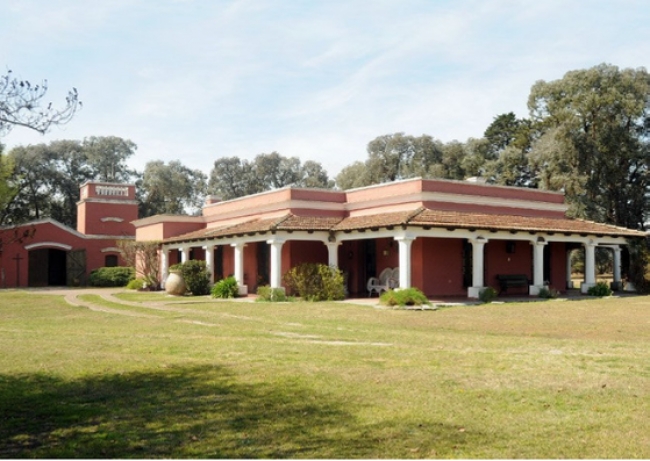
left=28, top=249, right=67, bottom=286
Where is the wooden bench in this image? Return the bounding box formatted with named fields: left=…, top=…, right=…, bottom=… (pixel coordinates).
left=496, top=274, right=530, bottom=294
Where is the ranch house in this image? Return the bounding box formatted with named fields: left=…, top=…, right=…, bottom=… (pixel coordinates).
left=132, top=177, right=644, bottom=298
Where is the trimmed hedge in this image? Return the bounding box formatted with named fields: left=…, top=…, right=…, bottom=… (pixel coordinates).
left=89, top=267, right=135, bottom=287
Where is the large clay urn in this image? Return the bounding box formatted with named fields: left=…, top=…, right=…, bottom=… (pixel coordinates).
left=165, top=270, right=186, bottom=296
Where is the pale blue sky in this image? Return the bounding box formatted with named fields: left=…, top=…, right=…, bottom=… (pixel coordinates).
left=2, top=0, right=649, bottom=178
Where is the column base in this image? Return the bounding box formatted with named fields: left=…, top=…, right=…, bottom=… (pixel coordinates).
left=610, top=281, right=623, bottom=291
left=238, top=285, right=249, bottom=296
left=528, top=285, right=547, bottom=296
left=468, top=286, right=484, bottom=299
left=580, top=282, right=596, bottom=294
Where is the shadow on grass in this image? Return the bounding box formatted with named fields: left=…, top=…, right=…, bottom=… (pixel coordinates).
left=0, top=365, right=491, bottom=458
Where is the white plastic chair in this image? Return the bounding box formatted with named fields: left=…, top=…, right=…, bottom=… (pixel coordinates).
left=366, top=277, right=383, bottom=296
left=367, top=268, right=393, bottom=296
left=389, top=267, right=400, bottom=289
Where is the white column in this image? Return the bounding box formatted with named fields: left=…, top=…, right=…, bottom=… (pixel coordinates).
left=160, top=247, right=169, bottom=289
left=231, top=242, right=248, bottom=295
left=581, top=240, right=597, bottom=293
left=394, top=234, right=415, bottom=289
left=267, top=237, right=285, bottom=289
left=468, top=237, right=488, bottom=298
left=529, top=239, right=547, bottom=295
left=181, top=247, right=190, bottom=263
left=612, top=245, right=622, bottom=290
left=204, top=244, right=215, bottom=285
left=325, top=241, right=340, bottom=268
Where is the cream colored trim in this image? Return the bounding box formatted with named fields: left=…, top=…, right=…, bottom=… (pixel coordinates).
left=76, top=198, right=139, bottom=206
left=101, top=247, right=121, bottom=253
left=100, top=217, right=124, bottom=223
left=132, top=215, right=205, bottom=227
left=25, top=242, right=73, bottom=251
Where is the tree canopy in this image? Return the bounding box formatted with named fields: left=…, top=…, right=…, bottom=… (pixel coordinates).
left=335, top=64, right=650, bottom=231
left=139, top=160, right=207, bottom=216
left=526, top=64, right=650, bottom=229
left=209, top=152, right=332, bottom=200
left=2, top=137, right=137, bottom=226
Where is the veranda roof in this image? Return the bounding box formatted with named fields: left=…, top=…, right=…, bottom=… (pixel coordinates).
left=162, top=207, right=644, bottom=244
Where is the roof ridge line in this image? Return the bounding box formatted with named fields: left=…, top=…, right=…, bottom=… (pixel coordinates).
left=404, top=207, right=426, bottom=224
left=270, top=213, right=293, bottom=230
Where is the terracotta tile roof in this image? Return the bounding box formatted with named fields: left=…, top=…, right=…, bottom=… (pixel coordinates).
left=275, top=215, right=344, bottom=231
left=333, top=207, right=644, bottom=237
left=332, top=210, right=419, bottom=231
left=164, top=214, right=343, bottom=243
left=410, top=209, right=644, bottom=236
left=163, top=208, right=644, bottom=244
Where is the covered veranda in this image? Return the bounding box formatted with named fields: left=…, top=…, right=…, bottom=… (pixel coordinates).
left=156, top=208, right=643, bottom=298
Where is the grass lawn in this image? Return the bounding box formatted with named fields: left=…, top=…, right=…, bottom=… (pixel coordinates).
left=1, top=289, right=649, bottom=458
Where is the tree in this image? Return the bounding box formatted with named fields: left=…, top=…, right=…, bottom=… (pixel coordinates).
left=0, top=144, right=15, bottom=215
left=139, top=160, right=207, bottom=216
left=335, top=161, right=371, bottom=190
left=297, top=160, right=333, bottom=188
left=484, top=112, right=531, bottom=157
left=336, top=133, right=447, bottom=189
left=209, top=153, right=332, bottom=200
left=2, top=143, right=57, bottom=225
left=0, top=69, right=80, bottom=136
left=431, top=141, right=466, bottom=180
left=82, top=136, right=137, bottom=182
left=527, top=63, right=650, bottom=229
left=3, top=137, right=137, bottom=227
left=481, top=113, right=536, bottom=187
left=208, top=156, right=257, bottom=200
left=254, top=152, right=301, bottom=189
left=118, top=240, right=160, bottom=289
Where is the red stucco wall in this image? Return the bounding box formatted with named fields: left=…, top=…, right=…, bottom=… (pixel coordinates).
left=78, top=201, right=138, bottom=236
left=549, top=242, right=567, bottom=292
left=417, top=238, right=466, bottom=297
left=485, top=240, right=532, bottom=295
left=0, top=222, right=127, bottom=288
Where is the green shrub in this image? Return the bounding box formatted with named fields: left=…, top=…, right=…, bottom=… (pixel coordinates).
left=587, top=281, right=613, bottom=297
left=88, top=267, right=135, bottom=287
left=174, top=260, right=211, bottom=296
left=256, top=285, right=290, bottom=302
left=379, top=288, right=430, bottom=307
left=283, top=263, right=345, bottom=301
left=126, top=278, right=146, bottom=290
left=479, top=286, right=498, bottom=303
left=538, top=286, right=559, bottom=299
left=212, top=276, right=239, bottom=299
